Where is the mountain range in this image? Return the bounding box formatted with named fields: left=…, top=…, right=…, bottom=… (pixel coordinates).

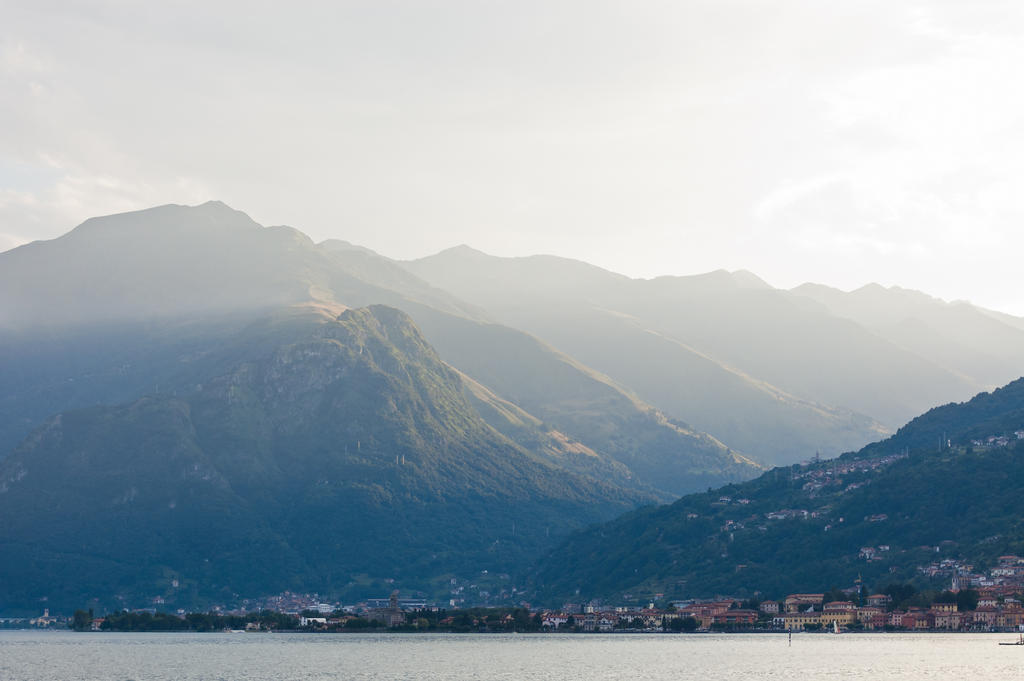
left=0, top=202, right=752, bottom=498
left=1, top=200, right=1022, bottom=612
left=0, top=202, right=747, bottom=612
left=405, top=247, right=1024, bottom=464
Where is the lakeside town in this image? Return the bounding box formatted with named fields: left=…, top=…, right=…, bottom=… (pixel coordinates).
left=535, top=553, right=1024, bottom=633
left=11, top=554, right=1024, bottom=634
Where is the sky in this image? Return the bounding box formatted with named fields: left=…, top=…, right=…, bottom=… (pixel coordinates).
left=2, top=1, right=1024, bottom=314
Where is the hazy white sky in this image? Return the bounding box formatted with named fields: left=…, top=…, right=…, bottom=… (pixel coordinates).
left=3, top=1, right=1024, bottom=313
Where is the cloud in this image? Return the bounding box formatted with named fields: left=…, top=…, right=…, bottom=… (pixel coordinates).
left=0, top=40, right=48, bottom=75
left=0, top=232, right=28, bottom=252
left=752, top=175, right=843, bottom=222
left=0, top=1, right=1022, bottom=312
left=0, top=169, right=213, bottom=246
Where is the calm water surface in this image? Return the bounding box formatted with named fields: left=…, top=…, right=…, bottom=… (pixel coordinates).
left=1, top=631, right=1022, bottom=681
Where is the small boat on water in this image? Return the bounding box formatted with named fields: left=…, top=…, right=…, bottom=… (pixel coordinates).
left=998, top=633, right=1024, bottom=646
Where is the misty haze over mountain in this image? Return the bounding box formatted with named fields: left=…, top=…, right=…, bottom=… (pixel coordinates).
left=3, top=201, right=1022, bottom=468
left=6, top=3, right=1024, bottom=320
left=1, top=200, right=1022, bottom=611
left=404, top=246, right=1024, bottom=463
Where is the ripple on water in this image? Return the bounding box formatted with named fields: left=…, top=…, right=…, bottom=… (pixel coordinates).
left=1, top=631, right=1023, bottom=681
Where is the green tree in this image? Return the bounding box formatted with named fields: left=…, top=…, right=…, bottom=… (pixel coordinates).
left=71, top=609, right=93, bottom=631
left=883, top=583, right=917, bottom=610
left=823, top=587, right=847, bottom=604
left=956, top=589, right=980, bottom=612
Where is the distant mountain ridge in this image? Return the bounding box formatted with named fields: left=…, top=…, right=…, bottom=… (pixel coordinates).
left=405, top=247, right=1024, bottom=464
left=4, top=201, right=1020, bottom=471
left=0, top=202, right=756, bottom=502
left=790, top=282, right=1024, bottom=389
left=4, top=201, right=1021, bottom=471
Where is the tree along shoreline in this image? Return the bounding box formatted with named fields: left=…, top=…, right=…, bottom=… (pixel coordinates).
left=74, top=607, right=548, bottom=633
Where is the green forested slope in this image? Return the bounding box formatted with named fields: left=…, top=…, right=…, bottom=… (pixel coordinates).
left=0, top=306, right=648, bottom=613
left=532, top=378, right=1024, bottom=603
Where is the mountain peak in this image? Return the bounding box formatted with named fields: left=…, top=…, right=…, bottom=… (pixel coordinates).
left=197, top=199, right=230, bottom=209
left=432, top=244, right=491, bottom=259
left=63, top=200, right=260, bottom=243
left=851, top=282, right=888, bottom=295
left=791, top=281, right=839, bottom=295
left=649, top=268, right=771, bottom=291
left=729, top=269, right=771, bottom=289
left=318, top=239, right=381, bottom=257
left=849, top=283, right=946, bottom=307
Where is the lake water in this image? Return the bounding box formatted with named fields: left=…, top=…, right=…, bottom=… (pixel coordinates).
left=2, top=631, right=1022, bottom=680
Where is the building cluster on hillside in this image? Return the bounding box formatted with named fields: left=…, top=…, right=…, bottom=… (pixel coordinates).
left=710, top=454, right=908, bottom=520
left=723, top=453, right=909, bottom=524
left=242, top=591, right=339, bottom=615
left=919, top=554, right=1024, bottom=592
left=970, top=431, right=1024, bottom=449
left=858, top=545, right=891, bottom=561
left=796, top=453, right=907, bottom=485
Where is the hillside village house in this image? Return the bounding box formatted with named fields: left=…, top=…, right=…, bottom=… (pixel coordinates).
left=541, top=613, right=569, bottom=629
left=366, top=592, right=407, bottom=628
left=774, top=612, right=821, bottom=631
left=932, top=610, right=964, bottom=630
left=784, top=594, right=824, bottom=613
left=823, top=601, right=856, bottom=612
left=714, top=609, right=758, bottom=626
left=855, top=606, right=884, bottom=626
left=996, top=608, right=1024, bottom=629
